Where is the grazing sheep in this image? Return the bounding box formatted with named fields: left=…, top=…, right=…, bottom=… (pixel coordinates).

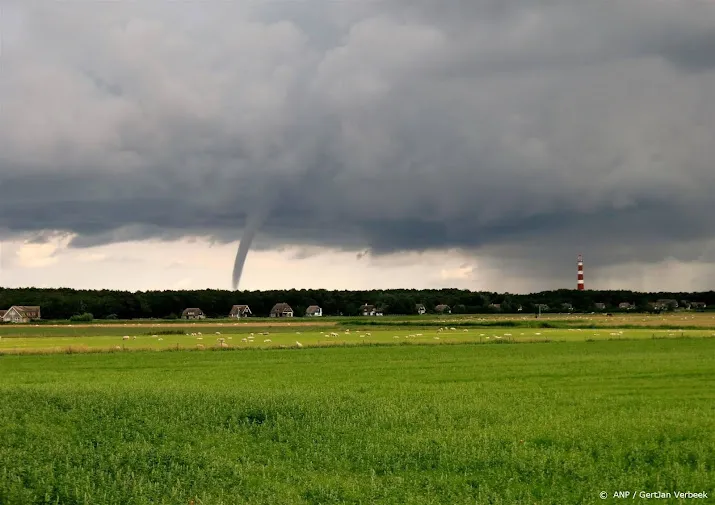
left=295, top=341, right=303, bottom=348
left=158, top=338, right=163, bottom=341
left=133, top=336, right=137, bottom=340
left=114, top=345, right=121, bottom=350
left=365, top=332, right=371, bottom=336
left=434, top=336, right=440, bottom=340
left=215, top=332, right=221, bottom=335
left=330, top=332, right=339, bottom=337
left=463, top=329, right=468, bottom=332
left=122, top=336, right=130, bottom=340
left=250, top=333, right=254, bottom=337
left=152, top=334, right=158, bottom=338
left=296, top=331, right=301, bottom=334
left=219, top=342, right=229, bottom=348
left=264, top=339, right=272, bottom=343
left=450, top=327, right=456, bottom=331
left=241, top=338, right=248, bottom=342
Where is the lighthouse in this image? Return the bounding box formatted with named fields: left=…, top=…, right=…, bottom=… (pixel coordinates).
left=577, top=254, right=584, bottom=291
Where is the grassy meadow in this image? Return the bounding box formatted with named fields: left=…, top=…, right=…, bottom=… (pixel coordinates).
left=1, top=314, right=714, bottom=504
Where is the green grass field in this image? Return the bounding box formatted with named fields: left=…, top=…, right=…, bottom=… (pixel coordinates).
left=1, top=339, right=714, bottom=504
left=2, top=326, right=715, bottom=353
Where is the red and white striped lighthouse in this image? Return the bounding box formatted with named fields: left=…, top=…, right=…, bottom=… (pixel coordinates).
left=577, top=254, right=584, bottom=291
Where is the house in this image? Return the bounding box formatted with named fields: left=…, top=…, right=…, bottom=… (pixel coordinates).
left=270, top=303, right=294, bottom=318
left=691, top=301, right=707, bottom=310
left=618, top=302, right=635, bottom=310
left=654, top=299, right=678, bottom=311
left=415, top=304, right=426, bottom=315
left=0, top=310, right=7, bottom=320
left=305, top=305, right=323, bottom=317
left=435, top=304, right=451, bottom=314
left=359, top=304, right=385, bottom=316
left=181, top=308, right=205, bottom=320
left=561, top=303, right=573, bottom=311
left=228, top=305, right=252, bottom=318
left=1, top=306, right=41, bottom=323
left=594, top=302, right=606, bottom=310
left=360, top=304, right=377, bottom=316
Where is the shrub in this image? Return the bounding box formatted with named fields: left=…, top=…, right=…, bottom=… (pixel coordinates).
left=69, top=313, right=94, bottom=322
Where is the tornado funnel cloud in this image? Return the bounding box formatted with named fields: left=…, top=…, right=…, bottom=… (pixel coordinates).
left=231, top=205, right=271, bottom=290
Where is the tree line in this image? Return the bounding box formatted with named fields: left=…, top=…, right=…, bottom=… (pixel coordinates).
left=0, top=287, right=712, bottom=320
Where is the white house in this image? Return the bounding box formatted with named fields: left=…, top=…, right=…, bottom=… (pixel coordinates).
left=228, top=305, right=252, bottom=318
left=415, top=304, right=426, bottom=315
left=305, top=305, right=322, bottom=317
left=270, top=303, right=294, bottom=318
left=1, top=305, right=41, bottom=323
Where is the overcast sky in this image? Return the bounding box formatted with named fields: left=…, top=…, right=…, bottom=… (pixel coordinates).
left=1, top=0, right=715, bottom=293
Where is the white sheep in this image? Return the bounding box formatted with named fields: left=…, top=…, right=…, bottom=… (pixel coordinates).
left=296, top=341, right=303, bottom=348
left=264, top=339, right=272, bottom=343
left=215, top=332, right=221, bottom=335
left=241, top=338, right=248, bottom=342
left=122, top=336, right=130, bottom=340
left=365, top=332, right=371, bottom=336
left=158, top=338, right=163, bottom=341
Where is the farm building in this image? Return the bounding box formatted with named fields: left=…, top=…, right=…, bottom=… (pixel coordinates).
left=228, top=305, right=252, bottom=318
left=435, top=304, right=451, bottom=314
left=305, top=305, right=322, bottom=317
left=1, top=306, right=41, bottom=323
left=360, top=304, right=384, bottom=316
left=270, top=303, right=294, bottom=318
left=690, top=301, right=707, bottom=310
left=181, top=308, right=205, bottom=320
left=654, top=299, right=678, bottom=311
left=618, top=302, right=635, bottom=310
left=594, top=302, right=606, bottom=310
left=415, top=304, right=426, bottom=315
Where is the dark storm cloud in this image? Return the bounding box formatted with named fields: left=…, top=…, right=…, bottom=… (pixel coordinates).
left=1, top=0, right=715, bottom=287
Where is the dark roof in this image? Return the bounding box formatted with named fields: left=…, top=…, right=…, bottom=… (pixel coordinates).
left=270, top=303, right=293, bottom=314
left=435, top=304, right=450, bottom=311
left=306, top=305, right=321, bottom=314
left=182, top=308, right=204, bottom=315
left=229, top=305, right=250, bottom=314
